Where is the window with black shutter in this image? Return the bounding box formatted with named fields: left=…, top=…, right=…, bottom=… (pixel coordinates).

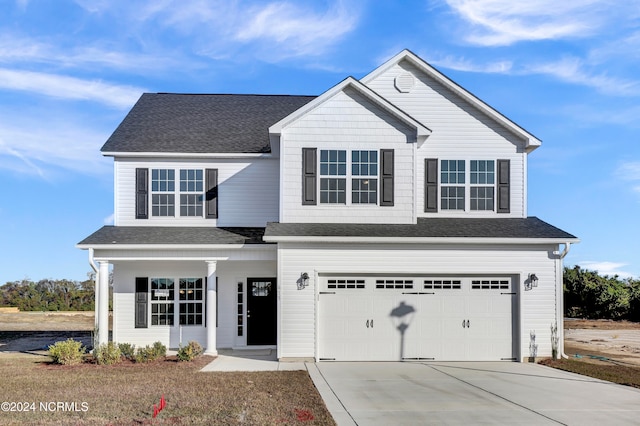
left=380, top=149, right=394, bottom=206
left=135, top=168, right=148, bottom=219
left=135, top=277, right=148, bottom=328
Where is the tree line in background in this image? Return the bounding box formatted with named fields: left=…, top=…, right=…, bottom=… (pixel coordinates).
left=1, top=267, right=639, bottom=319
left=0, top=277, right=105, bottom=311
left=564, top=266, right=640, bottom=321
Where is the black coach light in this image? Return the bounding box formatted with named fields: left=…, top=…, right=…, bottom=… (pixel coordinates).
left=526, top=273, right=539, bottom=290
left=297, top=272, right=310, bottom=290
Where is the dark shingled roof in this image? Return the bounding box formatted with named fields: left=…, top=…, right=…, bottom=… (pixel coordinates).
left=78, top=226, right=269, bottom=246
left=101, top=93, right=316, bottom=154
left=264, top=217, right=577, bottom=240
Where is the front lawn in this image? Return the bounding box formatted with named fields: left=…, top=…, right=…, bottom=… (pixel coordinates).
left=540, top=358, right=640, bottom=389
left=0, top=354, right=335, bottom=425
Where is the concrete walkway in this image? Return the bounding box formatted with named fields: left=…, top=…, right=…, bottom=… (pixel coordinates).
left=309, top=362, right=640, bottom=426
left=200, top=348, right=305, bottom=372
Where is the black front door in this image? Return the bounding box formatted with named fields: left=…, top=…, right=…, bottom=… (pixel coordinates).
left=247, top=278, right=277, bottom=345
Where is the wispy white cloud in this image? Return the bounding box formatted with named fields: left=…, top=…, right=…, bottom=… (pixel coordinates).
left=0, top=116, right=111, bottom=177
left=235, top=1, right=359, bottom=58
left=579, top=261, right=635, bottom=278
left=443, top=0, right=620, bottom=46
left=616, top=161, right=640, bottom=195
left=0, top=68, right=142, bottom=108
left=526, top=57, right=640, bottom=97
left=427, top=54, right=513, bottom=73
left=103, top=213, right=114, bottom=225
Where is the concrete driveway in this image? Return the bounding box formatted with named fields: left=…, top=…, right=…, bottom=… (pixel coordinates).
left=307, top=362, right=640, bottom=425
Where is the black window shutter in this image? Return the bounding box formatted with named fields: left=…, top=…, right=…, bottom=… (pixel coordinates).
left=424, top=158, right=438, bottom=212
left=302, top=148, right=317, bottom=205
left=497, top=159, right=510, bottom=213
left=205, top=169, right=218, bottom=219
left=380, top=149, right=394, bottom=206
left=134, top=277, right=148, bottom=329
left=135, top=168, right=148, bottom=219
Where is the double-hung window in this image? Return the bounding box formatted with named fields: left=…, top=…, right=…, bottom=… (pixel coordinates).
left=150, top=278, right=175, bottom=325
left=470, top=160, right=495, bottom=211
left=439, top=160, right=496, bottom=211
left=320, top=150, right=347, bottom=204
left=179, top=278, right=204, bottom=325
left=150, top=169, right=205, bottom=217
left=441, top=160, right=465, bottom=210
left=352, top=150, right=378, bottom=204
left=179, top=169, right=204, bottom=216
left=151, top=169, right=175, bottom=216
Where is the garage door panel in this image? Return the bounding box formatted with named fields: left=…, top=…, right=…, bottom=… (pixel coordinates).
left=318, top=276, right=516, bottom=361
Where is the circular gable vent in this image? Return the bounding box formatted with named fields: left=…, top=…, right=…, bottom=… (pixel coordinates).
left=394, top=73, right=415, bottom=93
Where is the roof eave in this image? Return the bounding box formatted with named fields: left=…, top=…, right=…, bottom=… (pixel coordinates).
left=76, top=243, right=247, bottom=250
left=262, top=236, right=580, bottom=244
left=101, top=152, right=273, bottom=159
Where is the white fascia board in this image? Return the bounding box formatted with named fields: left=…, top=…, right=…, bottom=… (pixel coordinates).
left=94, top=256, right=230, bottom=262
left=268, top=76, right=431, bottom=139
left=360, top=49, right=542, bottom=152
left=263, top=236, right=580, bottom=245
left=102, top=152, right=272, bottom=159
left=76, top=244, right=245, bottom=250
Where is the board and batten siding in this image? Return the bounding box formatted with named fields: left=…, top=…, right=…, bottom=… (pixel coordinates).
left=112, top=259, right=276, bottom=349
left=277, top=242, right=560, bottom=360
left=365, top=60, right=528, bottom=218
left=114, top=157, right=279, bottom=227
left=280, top=87, right=416, bottom=224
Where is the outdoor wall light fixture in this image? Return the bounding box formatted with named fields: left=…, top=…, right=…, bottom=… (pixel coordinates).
left=297, top=272, right=310, bottom=290
left=525, top=273, right=539, bottom=291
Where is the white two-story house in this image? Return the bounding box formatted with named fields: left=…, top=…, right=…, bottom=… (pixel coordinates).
left=78, top=50, right=578, bottom=362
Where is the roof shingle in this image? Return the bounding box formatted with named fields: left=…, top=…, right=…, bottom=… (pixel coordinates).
left=101, top=93, right=315, bottom=154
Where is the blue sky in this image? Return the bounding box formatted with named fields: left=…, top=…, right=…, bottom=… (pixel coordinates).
left=1, top=0, right=639, bottom=284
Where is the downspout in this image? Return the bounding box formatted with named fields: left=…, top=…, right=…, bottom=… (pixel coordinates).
left=88, top=248, right=99, bottom=329
left=555, top=242, right=572, bottom=359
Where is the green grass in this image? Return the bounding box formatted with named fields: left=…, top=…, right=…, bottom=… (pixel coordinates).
left=0, top=354, right=335, bottom=425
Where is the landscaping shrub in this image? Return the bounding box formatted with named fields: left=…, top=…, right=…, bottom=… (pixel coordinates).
left=94, top=342, right=121, bottom=365
left=177, top=341, right=204, bottom=362
left=48, top=338, right=86, bottom=365
left=134, top=341, right=167, bottom=363
left=118, top=342, right=136, bottom=360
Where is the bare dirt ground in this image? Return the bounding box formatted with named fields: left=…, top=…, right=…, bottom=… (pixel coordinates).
left=564, top=319, right=640, bottom=366
left=0, top=312, right=101, bottom=352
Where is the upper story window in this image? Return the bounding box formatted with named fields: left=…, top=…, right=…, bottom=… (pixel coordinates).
left=151, top=169, right=175, bottom=216
left=426, top=159, right=505, bottom=213
left=179, top=169, right=204, bottom=217
left=302, top=148, right=394, bottom=207
left=441, top=160, right=465, bottom=210
left=136, top=167, right=218, bottom=220
left=352, top=151, right=378, bottom=204
left=470, top=160, right=495, bottom=211
left=320, top=150, right=346, bottom=204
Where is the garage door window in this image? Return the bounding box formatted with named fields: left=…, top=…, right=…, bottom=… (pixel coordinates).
left=375, top=279, right=414, bottom=289
left=327, top=279, right=365, bottom=289
left=424, top=279, right=461, bottom=289
left=471, top=279, right=509, bottom=290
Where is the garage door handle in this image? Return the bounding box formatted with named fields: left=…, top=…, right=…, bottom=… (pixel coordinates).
left=467, top=319, right=470, bottom=328
left=366, top=319, right=369, bottom=328
left=462, top=319, right=466, bottom=328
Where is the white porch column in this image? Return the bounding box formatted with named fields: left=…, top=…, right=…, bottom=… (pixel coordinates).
left=97, top=261, right=110, bottom=346
left=205, top=260, right=218, bottom=356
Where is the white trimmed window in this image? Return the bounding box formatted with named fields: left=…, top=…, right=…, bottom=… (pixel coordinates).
left=320, top=150, right=347, bottom=204
left=441, top=160, right=465, bottom=210
left=150, top=168, right=205, bottom=217
left=179, top=278, right=204, bottom=325
left=440, top=160, right=497, bottom=211
left=352, top=150, right=378, bottom=204
left=150, top=278, right=175, bottom=325
left=151, top=169, right=175, bottom=216
left=470, top=160, right=495, bottom=211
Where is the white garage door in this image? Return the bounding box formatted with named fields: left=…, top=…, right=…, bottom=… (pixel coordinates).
left=318, top=276, right=516, bottom=361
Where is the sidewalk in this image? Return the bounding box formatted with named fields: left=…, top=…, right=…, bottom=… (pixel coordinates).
left=200, top=348, right=306, bottom=372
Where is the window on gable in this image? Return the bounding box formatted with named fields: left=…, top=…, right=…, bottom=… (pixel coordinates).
left=470, top=160, right=495, bottom=211
left=320, top=150, right=346, bottom=204
left=352, top=150, right=378, bottom=204
left=441, top=160, right=465, bottom=210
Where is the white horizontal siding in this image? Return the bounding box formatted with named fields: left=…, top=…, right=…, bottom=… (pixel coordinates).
left=114, top=157, right=279, bottom=227
left=365, top=60, right=528, bottom=218
left=280, top=87, right=415, bottom=224
left=94, top=246, right=276, bottom=262
left=112, top=259, right=276, bottom=349
left=277, top=242, right=559, bottom=360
